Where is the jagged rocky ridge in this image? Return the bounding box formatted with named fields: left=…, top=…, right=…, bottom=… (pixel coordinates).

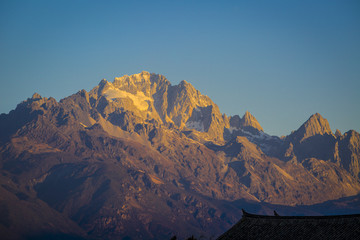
left=0, top=71, right=360, bottom=239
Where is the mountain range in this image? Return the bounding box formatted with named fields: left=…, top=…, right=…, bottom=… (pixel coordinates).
left=1, top=71, right=360, bottom=239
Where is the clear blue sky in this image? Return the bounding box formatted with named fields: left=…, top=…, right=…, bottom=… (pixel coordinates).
left=1, top=0, right=359, bottom=136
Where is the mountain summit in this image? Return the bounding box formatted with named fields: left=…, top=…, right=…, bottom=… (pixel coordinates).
left=89, top=71, right=228, bottom=143
left=290, top=113, right=333, bottom=142
left=240, top=111, right=264, bottom=132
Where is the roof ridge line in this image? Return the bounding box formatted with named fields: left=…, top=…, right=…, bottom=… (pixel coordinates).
left=241, top=209, right=360, bottom=219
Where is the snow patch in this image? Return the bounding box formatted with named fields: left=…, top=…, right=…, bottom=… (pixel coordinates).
left=193, top=107, right=201, bottom=112
left=228, top=127, right=239, bottom=134
left=226, top=127, right=281, bottom=154
left=103, top=86, right=153, bottom=111
left=241, top=129, right=273, bottom=141
left=186, top=120, right=205, bottom=132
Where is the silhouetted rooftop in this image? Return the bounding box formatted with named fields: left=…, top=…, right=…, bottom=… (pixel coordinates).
left=217, top=209, right=360, bottom=240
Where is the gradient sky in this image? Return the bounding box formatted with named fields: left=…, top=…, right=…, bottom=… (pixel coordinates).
left=1, top=0, right=359, bottom=136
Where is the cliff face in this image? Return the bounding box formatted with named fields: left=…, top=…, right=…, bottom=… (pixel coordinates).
left=240, top=111, right=264, bottom=132
left=1, top=71, right=359, bottom=239
left=338, top=130, right=360, bottom=179
left=288, top=113, right=333, bottom=143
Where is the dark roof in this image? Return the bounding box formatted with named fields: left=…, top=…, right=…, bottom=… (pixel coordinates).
left=217, top=209, right=360, bottom=240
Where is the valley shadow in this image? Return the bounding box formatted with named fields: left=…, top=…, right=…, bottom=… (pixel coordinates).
left=25, top=232, right=87, bottom=240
